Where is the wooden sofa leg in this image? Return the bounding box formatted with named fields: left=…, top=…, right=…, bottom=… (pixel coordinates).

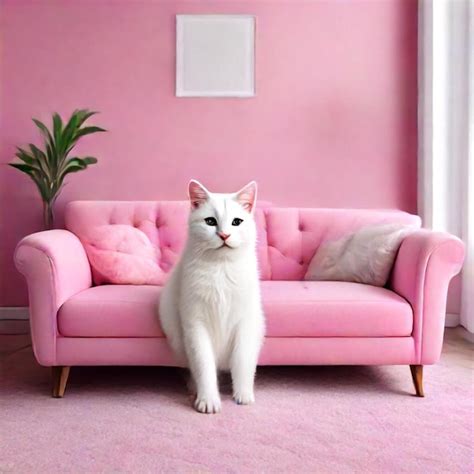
left=410, top=365, right=424, bottom=397
left=52, top=366, right=70, bottom=398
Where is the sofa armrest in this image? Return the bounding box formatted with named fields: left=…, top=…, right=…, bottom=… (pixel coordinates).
left=14, top=230, right=92, bottom=366
left=389, top=230, right=465, bottom=364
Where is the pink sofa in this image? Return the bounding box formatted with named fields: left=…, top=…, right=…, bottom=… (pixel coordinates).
left=14, top=201, right=465, bottom=398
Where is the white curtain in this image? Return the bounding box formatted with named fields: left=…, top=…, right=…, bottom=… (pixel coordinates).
left=419, top=0, right=473, bottom=333
left=460, top=151, right=473, bottom=332
left=461, top=1, right=474, bottom=332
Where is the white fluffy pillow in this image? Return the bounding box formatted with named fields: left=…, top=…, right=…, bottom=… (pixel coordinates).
left=304, top=224, right=415, bottom=287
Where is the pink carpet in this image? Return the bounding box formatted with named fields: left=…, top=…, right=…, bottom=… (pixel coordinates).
left=1, top=329, right=473, bottom=473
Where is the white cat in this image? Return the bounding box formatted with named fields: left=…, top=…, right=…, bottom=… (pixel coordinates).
left=159, top=180, right=265, bottom=414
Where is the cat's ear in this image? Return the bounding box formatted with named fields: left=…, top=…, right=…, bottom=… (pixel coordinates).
left=234, top=181, right=257, bottom=213
left=188, top=180, right=210, bottom=209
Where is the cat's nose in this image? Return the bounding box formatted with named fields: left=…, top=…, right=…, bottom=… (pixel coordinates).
left=217, top=232, right=230, bottom=241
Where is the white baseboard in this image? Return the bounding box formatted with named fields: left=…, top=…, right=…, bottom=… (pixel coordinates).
left=0, top=307, right=29, bottom=320
left=445, top=313, right=460, bottom=327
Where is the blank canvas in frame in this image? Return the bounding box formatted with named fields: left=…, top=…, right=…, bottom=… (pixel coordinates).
left=176, top=15, right=256, bottom=97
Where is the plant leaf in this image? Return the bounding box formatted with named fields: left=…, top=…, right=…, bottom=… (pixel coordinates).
left=15, top=147, right=35, bottom=165
left=45, top=141, right=55, bottom=168
left=52, top=113, right=63, bottom=141
left=9, top=163, right=51, bottom=201
left=29, top=143, right=47, bottom=161
left=33, top=118, right=57, bottom=169
left=78, top=156, right=98, bottom=165
left=9, top=162, right=37, bottom=175
left=63, top=164, right=85, bottom=173
left=75, top=109, right=98, bottom=128
left=60, top=111, right=81, bottom=156
left=56, top=156, right=98, bottom=189
left=31, top=176, right=51, bottom=202
left=32, top=118, right=55, bottom=147
left=56, top=165, right=85, bottom=189
left=28, top=144, right=51, bottom=180
left=52, top=113, right=63, bottom=166
left=58, top=156, right=97, bottom=174
left=73, top=126, right=106, bottom=141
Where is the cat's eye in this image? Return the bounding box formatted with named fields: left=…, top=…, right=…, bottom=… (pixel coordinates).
left=204, top=217, right=217, bottom=226
left=232, top=218, right=243, bottom=226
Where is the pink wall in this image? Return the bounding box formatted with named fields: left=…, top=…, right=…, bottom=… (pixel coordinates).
left=0, top=0, right=418, bottom=306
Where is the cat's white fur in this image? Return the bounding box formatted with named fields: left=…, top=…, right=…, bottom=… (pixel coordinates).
left=159, top=180, right=264, bottom=414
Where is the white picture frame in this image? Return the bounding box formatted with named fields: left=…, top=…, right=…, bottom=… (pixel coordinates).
left=176, top=14, right=256, bottom=98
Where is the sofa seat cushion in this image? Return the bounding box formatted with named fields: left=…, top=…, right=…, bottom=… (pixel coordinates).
left=262, top=281, right=412, bottom=337
left=58, top=285, right=164, bottom=338
left=58, top=281, right=412, bottom=338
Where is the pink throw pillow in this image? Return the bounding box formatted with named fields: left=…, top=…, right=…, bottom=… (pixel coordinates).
left=82, top=225, right=165, bottom=285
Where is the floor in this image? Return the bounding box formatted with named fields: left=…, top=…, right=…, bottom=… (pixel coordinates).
left=1, top=324, right=473, bottom=473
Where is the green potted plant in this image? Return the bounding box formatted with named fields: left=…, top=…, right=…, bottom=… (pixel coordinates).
left=9, top=109, right=106, bottom=229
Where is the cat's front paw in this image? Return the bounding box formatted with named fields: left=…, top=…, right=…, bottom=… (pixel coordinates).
left=194, top=394, right=222, bottom=414
left=233, top=390, right=255, bottom=405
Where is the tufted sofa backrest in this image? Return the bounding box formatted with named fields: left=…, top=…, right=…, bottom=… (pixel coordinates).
left=264, top=208, right=420, bottom=280
left=65, top=201, right=421, bottom=281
